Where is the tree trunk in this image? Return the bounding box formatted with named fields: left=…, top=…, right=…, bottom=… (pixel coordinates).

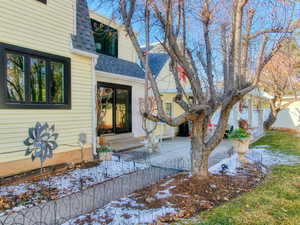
left=263, top=109, right=278, bottom=130
left=191, top=119, right=211, bottom=177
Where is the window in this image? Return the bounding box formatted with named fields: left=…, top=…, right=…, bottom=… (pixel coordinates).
left=165, top=103, right=173, bottom=118
left=36, top=0, right=47, bottom=4
left=30, top=58, right=46, bottom=103
left=0, top=43, right=71, bottom=109
left=51, top=62, right=65, bottom=104
left=91, top=19, right=118, bottom=58
left=6, top=53, right=25, bottom=102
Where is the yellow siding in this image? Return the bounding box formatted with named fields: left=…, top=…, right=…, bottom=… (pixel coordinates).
left=0, top=0, right=93, bottom=163
left=89, top=11, right=138, bottom=63
left=160, top=93, right=185, bottom=117
left=153, top=93, right=184, bottom=137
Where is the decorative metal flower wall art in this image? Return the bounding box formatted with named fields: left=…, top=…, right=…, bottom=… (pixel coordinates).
left=24, top=122, right=59, bottom=172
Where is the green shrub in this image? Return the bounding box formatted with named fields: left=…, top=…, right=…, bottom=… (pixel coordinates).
left=96, top=145, right=112, bottom=153
left=228, top=128, right=251, bottom=139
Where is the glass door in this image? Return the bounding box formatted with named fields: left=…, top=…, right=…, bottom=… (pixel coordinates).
left=97, top=82, right=132, bottom=135
left=97, top=86, right=114, bottom=135
left=115, top=88, right=131, bottom=133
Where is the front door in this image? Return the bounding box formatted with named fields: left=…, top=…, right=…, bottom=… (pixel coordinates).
left=97, top=82, right=132, bottom=135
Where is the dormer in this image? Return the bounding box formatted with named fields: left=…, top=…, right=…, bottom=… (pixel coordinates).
left=89, top=11, right=138, bottom=63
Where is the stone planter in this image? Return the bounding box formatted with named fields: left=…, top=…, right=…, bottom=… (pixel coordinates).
left=231, top=137, right=251, bottom=164
left=98, top=152, right=112, bottom=161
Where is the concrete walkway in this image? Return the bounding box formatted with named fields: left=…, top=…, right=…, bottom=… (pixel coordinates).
left=114, top=137, right=233, bottom=169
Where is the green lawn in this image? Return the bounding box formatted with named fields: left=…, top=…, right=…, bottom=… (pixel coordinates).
left=250, top=130, right=300, bottom=156
left=177, top=131, right=300, bottom=225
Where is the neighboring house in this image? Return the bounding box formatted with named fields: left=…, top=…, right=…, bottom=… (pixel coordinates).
left=148, top=43, right=271, bottom=139
left=273, top=96, right=300, bottom=130
left=0, top=0, right=145, bottom=177
left=145, top=43, right=190, bottom=138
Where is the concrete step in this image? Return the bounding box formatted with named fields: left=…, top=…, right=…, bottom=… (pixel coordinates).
left=101, top=133, right=144, bottom=152
left=107, top=137, right=141, bottom=145
left=111, top=142, right=145, bottom=152
left=103, top=133, right=133, bottom=142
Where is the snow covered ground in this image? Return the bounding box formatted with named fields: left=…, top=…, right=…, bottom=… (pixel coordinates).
left=209, top=147, right=300, bottom=175
left=62, top=196, right=176, bottom=225
left=0, top=158, right=148, bottom=214
left=62, top=147, right=300, bottom=225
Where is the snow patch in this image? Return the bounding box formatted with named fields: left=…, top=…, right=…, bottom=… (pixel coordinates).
left=209, top=148, right=300, bottom=175
left=154, top=186, right=176, bottom=199
left=252, top=145, right=271, bottom=148
left=62, top=197, right=176, bottom=225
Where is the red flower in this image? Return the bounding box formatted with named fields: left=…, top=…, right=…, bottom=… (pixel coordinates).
left=177, top=66, right=188, bottom=83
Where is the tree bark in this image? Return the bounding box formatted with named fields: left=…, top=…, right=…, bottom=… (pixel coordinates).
left=191, top=119, right=211, bottom=177
left=263, top=109, right=278, bottom=130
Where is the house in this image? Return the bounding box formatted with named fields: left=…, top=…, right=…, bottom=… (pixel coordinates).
left=0, top=0, right=145, bottom=177
left=147, top=43, right=271, bottom=139
left=273, top=96, right=300, bottom=130
left=146, top=43, right=190, bottom=139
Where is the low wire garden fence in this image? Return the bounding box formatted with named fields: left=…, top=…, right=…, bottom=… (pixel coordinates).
left=0, top=150, right=268, bottom=225
left=0, top=163, right=179, bottom=225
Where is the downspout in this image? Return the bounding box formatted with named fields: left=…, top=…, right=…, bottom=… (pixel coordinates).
left=91, top=56, right=98, bottom=156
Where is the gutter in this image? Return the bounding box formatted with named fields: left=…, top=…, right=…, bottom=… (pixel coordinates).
left=91, top=56, right=98, bottom=156
left=96, top=70, right=145, bottom=85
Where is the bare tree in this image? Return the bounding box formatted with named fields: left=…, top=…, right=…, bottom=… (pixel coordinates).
left=139, top=97, right=159, bottom=152
left=260, top=40, right=300, bottom=130
left=92, top=0, right=297, bottom=177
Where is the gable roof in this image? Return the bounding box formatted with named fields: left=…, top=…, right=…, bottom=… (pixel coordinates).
left=96, top=53, right=145, bottom=79
left=71, top=0, right=96, bottom=54
left=149, top=53, right=169, bottom=77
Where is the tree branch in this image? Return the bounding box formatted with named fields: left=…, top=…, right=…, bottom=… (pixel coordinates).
left=248, top=28, right=294, bottom=40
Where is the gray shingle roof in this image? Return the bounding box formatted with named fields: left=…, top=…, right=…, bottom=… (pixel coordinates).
left=149, top=53, right=169, bottom=77
left=95, top=53, right=145, bottom=79
left=71, top=0, right=96, bottom=54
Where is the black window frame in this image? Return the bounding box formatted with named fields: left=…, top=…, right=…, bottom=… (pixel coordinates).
left=36, top=0, right=47, bottom=4
left=97, top=82, right=132, bottom=135
left=0, top=43, right=71, bottom=109
left=91, top=19, right=119, bottom=58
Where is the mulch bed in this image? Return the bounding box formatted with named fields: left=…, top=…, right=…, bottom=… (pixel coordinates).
left=130, top=164, right=265, bottom=223
left=65, top=163, right=265, bottom=225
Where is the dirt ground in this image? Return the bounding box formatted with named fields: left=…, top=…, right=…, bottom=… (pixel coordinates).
left=132, top=164, right=265, bottom=223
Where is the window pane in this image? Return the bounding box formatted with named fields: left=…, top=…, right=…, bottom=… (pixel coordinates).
left=97, top=87, right=114, bottom=134
left=50, top=62, right=65, bottom=104
left=6, top=53, right=25, bottom=102
left=91, top=19, right=118, bottom=57
left=116, top=88, right=130, bottom=132
left=165, top=103, right=172, bottom=118
left=30, top=58, right=46, bottom=103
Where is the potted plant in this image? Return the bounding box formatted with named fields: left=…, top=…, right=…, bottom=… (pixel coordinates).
left=96, top=144, right=113, bottom=161
left=228, top=128, right=251, bottom=164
